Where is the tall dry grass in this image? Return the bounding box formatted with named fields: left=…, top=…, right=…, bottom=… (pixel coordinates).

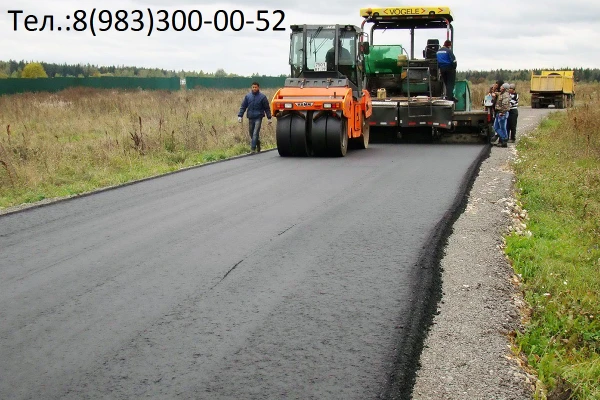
left=507, top=82, right=600, bottom=399
left=545, top=82, right=600, bottom=158
left=0, top=88, right=276, bottom=208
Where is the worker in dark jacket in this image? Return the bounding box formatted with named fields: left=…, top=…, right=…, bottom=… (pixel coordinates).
left=436, top=40, right=457, bottom=101
left=238, top=82, right=272, bottom=153
left=507, top=83, right=519, bottom=142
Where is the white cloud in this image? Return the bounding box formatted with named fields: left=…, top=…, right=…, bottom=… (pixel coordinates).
left=2, top=0, right=599, bottom=75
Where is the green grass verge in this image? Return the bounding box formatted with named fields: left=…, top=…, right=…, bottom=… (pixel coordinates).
left=0, top=144, right=255, bottom=209
left=507, top=110, right=600, bottom=399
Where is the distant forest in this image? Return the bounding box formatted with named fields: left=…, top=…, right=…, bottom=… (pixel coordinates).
left=459, top=69, right=600, bottom=83
left=1, top=59, right=600, bottom=82
left=0, top=60, right=285, bottom=79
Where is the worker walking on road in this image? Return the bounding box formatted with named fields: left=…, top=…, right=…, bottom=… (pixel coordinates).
left=493, top=83, right=511, bottom=147
left=436, top=40, right=458, bottom=101
left=507, top=83, right=519, bottom=143
left=238, top=81, right=272, bottom=153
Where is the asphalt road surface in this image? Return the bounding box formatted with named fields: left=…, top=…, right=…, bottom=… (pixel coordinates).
left=0, top=143, right=488, bottom=399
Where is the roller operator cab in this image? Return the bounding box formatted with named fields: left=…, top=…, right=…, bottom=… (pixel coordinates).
left=271, top=24, right=372, bottom=157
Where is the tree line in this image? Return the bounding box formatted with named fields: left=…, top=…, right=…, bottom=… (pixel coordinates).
left=0, top=60, right=286, bottom=79
left=2, top=59, right=600, bottom=82
left=458, top=68, right=600, bottom=83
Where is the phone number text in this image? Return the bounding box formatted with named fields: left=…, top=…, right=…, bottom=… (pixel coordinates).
left=8, top=9, right=286, bottom=36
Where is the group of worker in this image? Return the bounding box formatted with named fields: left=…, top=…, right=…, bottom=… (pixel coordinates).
left=484, top=80, right=519, bottom=147
left=436, top=41, right=519, bottom=148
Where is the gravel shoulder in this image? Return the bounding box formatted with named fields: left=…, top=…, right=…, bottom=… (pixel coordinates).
left=412, top=107, right=556, bottom=399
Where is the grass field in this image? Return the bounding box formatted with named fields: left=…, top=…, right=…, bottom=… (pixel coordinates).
left=0, top=87, right=276, bottom=208
left=506, top=83, right=600, bottom=399
left=1, top=82, right=598, bottom=398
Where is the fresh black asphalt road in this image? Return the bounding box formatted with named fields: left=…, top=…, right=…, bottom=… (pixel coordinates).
left=0, top=143, right=488, bottom=399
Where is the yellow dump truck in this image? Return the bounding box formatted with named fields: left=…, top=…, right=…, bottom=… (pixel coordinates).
left=530, top=70, right=575, bottom=109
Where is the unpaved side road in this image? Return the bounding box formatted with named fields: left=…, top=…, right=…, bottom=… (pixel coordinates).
left=412, top=107, right=556, bottom=399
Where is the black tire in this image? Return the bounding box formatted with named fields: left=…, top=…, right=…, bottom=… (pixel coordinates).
left=311, top=114, right=329, bottom=156
left=276, top=116, right=293, bottom=156
left=290, top=115, right=309, bottom=157
left=326, top=116, right=348, bottom=157
left=276, top=114, right=309, bottom=157
left=357, top=118, right=370, bottom=149
left=351, top=117, right=370, bottom=150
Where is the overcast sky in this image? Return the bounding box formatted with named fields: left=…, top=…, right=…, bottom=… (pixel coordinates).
left=2, top=0, right=599, bottom=76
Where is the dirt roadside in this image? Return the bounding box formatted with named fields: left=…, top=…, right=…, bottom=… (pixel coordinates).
left=412, top=107, right=556, bottom=399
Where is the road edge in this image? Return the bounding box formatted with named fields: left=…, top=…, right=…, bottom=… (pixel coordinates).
left=411, top=108, right=554, bottom=399
left=382, top=143, right=493, bottom=400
